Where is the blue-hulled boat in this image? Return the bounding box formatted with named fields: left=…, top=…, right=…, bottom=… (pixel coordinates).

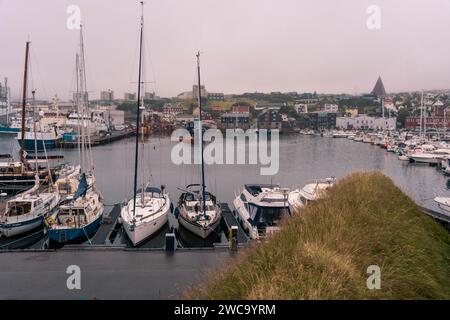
left=46, top=25, right=104, bottom=246
left=46, top=173, right=104, bottom=244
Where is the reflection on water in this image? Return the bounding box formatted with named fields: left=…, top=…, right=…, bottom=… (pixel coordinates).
left=2, top=134, right=450, bottom=247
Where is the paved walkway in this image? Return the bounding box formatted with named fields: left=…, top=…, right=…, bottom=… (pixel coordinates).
left=0, top=248, right=230, bottom=299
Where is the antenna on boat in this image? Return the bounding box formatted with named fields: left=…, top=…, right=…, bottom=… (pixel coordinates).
left=196, top=51, right=207, bottom=215
left=132, top=0, right=145, bottom=227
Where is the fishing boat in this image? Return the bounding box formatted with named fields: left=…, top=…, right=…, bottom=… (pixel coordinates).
left=16, top=128, right=61, bottom=151
left=120, top=3, right=171, bottom=246
left=176, top=52, right=222, bottom=239
left=288, top=177, right=335, bottom=212
left=233, top=184, right=290, bottom=240
left=46, top=25, right=104, bottom=245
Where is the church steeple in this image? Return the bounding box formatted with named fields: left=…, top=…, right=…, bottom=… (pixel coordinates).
left=371, top=76, right=386, bottom=98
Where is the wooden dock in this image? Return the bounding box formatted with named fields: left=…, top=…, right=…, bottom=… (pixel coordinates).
left=59, top=129, right=135, bottom=148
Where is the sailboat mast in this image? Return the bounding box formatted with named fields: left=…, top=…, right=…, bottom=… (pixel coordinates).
left=32, top=90, right=38, bottom=174
left=5, top=78, right=10, bottom=125
left=75, top=53, right=82, bottom=168
left=20, top=41, right=30, bottom=164
left=196, top=52, right=207, bottom=214
left=132, top=1, right=145, bottom=222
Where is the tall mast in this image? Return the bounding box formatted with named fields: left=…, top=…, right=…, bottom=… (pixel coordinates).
left=20, top=41, right=30, bottom=164
left=196, top=52, right=207, bottom=214
left=132, top=1, right=145, bottom=224
left=420, top=90, right=424, bottom=138
left=5, top=78, right=10, bottom=125
left=32, top=90, right=38, bottom=174
left=75, top=53, right=82, bottom=169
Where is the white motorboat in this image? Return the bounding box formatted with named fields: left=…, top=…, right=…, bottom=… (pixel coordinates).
left=409, top=149, right=450, bottom=164
left=434, top=197, right=450, bottom=216
left=288, top=177, right=335, bottom=212
left=233, top=184, right=290, bottom=240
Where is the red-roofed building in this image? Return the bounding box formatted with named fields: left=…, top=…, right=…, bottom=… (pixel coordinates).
left=232, top=105, right=250, bottom=113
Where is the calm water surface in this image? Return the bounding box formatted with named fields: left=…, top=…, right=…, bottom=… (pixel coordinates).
left=1, top=134, right=448, bottom=213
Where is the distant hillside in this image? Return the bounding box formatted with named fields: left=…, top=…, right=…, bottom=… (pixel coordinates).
left=189, top=172, right=450, bottom=299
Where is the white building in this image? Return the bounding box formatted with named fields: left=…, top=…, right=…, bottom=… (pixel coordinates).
left=294, top=103, right=308, bottom=114
left=324, top=104, right=338, bottom=112
left=336, top=115, right=396, bottom=130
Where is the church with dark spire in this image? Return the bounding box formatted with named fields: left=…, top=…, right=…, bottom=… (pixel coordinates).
left=371, top=76, right=386, bottom=98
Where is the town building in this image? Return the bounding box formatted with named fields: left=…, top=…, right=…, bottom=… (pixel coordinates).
left=294, top=103, right=308, bottom=114
left=208, top=92, right=225, bottom=101
left=162, top=103, right=183, bottom=115
left=100, top=90, right=114, bottom=101
left=192, top=85, right=208, bottom=100
left=336, top=115, right=396, bottom=130
left=257, top=109, right=282, bottom=130
left=405, top=116, right=450, bottom=130
left=220, top=113, right=250, bottom=130
left=297, top=112, right=340, bottom=130
left=231, top=105, right=250, bottom=113
left=124, top=93, right=136, bottom=101
left=254, top=103, right=285, bottom=111
left=144, top=92, right=155, bottom=100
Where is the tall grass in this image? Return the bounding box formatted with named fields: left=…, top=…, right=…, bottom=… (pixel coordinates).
left=189, top=172, right=450, bottom=299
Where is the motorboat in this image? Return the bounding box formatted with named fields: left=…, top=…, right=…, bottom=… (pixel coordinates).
left=233, top=184, right=290, bottom=240
left=434, top=197, right=450, bottom=216
left=288, top=177, right=335, bottom=212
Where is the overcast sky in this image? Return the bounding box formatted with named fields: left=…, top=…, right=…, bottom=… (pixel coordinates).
left=1, top=0, right=450, bottom=100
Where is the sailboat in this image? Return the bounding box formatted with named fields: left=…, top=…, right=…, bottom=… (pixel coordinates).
left=120, top=2, right=171, bottom=247
left=176, top=52, right=222, bottom=239
left=46, top=25, right=104, bottom=245
left=0, top=42, right=59, bottom=196
left=0, top=53, right=60, bottom=238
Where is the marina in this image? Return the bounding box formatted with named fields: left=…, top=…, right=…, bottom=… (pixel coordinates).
left=1, top=0, right=450, bottom=303
left=2, top=129, right=450, bottom=250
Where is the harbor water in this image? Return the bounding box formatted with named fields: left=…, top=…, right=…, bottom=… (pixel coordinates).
left=1, top=133, right=448, bottom=213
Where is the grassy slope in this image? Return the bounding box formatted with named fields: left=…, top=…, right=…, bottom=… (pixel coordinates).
left=190, top=172, right=450, bottom=299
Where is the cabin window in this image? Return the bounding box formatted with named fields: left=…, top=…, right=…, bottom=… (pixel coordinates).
left=7, top=202, right=32, bottom=216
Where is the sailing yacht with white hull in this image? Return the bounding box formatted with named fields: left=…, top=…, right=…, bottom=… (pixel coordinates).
left=46, top=25, right=104, bottom=245
left=120, top=2, right=171, bottom=247
left=176, top=52, right=222, bottom=239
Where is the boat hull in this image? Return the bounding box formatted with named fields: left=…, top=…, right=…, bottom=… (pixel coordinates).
left=0, top=127, right=21, bottom=134
left=122, top=207, right=170, bottom=246
left=409, top=155, right=439, bottom=164
left=18, top=138, right=59, bottom=151
left=0, top=215, right=44, bottom=237
left=178, top=213, right=220, bottom=239
left=47, top=210, right=103, bottom=244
